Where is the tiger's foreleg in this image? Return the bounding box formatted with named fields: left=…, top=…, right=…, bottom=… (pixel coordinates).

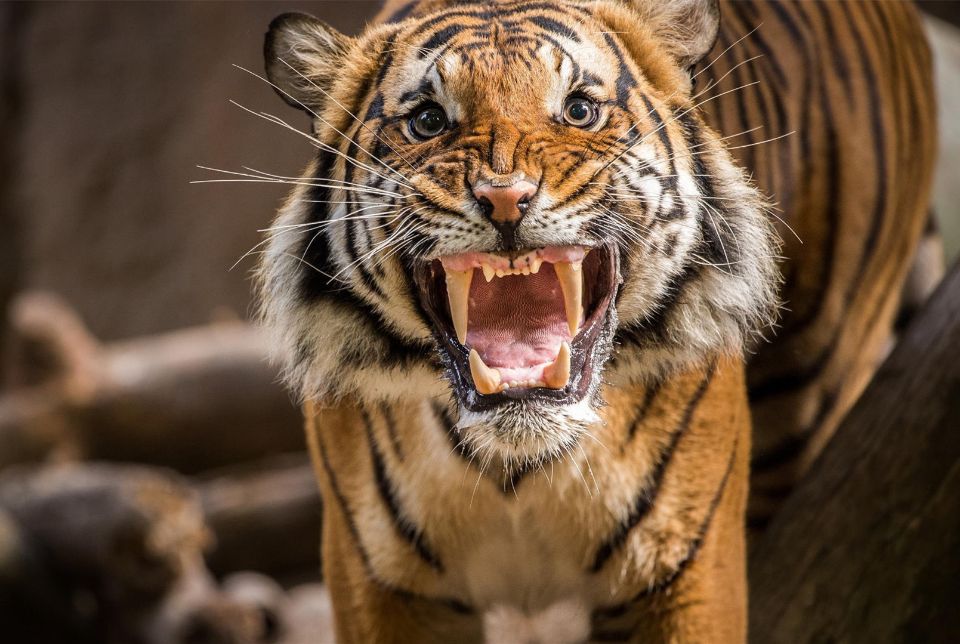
left=305, top=402, right=482, bottom=644
left=594, top=406, right=750, bottom=644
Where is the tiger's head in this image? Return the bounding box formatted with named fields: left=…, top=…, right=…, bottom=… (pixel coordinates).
left=257, top=0, right=779, bottom=467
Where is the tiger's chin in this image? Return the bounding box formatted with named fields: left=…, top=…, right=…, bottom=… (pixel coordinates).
left=413, top=244, right=620, bottom=465
left=455, top=398, right=600, bottom=469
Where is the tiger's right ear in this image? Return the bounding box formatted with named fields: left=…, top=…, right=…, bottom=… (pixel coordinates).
left=264, top=12, right=351, bottom=112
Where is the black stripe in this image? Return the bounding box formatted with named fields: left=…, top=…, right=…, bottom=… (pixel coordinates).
left=602, top=32, right=638, bottom=110
left=726, top=2, right=787, bottom=88
left=638, top=93, right=676, bottom=192
left=379, top=403, right=405, bottom=461
left=529, top=15, right=581, bottom=42
left=346, top=217, right=388, bottom=300
left=297, top=152, right=340, bottom=300
left=420, top=23, right=465, bottom=56
left=842, top=2, right=888, bottom=283
left=812, top=0, right=853, bottom=102
left=615, top=262, right=701, bottom=350
left=363, top=409, right=445, bottom=573
left=314, top=424, right=371, bottom=569
left=589, top=362, right=716, bottom=573
left=623, top=381, right=662, bottom=449
left=680, top=112, right=738, bottom=267
left=431, top=400, right=472, bottom=461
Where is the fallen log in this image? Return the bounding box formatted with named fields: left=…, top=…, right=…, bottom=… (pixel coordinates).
left=749, top=262, right=960, bottom=642
left=0, top=292, right=302, bottom=472
left=199, top=454, right=322, bottom=579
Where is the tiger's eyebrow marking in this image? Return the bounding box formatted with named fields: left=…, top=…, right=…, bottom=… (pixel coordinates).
left=399, top=78, right=435, bottom=105
left=580, top=72, right=605, bottom=89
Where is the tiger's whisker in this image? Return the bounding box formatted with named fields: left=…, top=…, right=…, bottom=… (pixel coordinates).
left=233, top=64, right=415, bottom=188
left=196, top=164, right=412, bottom=199
left=228, top=100, right=413, bottom=190
left=276, top=58, right=420, bottom=173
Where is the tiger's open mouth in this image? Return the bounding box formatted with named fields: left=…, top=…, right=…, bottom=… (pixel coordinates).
left=414, top=245, right=620, bottom=410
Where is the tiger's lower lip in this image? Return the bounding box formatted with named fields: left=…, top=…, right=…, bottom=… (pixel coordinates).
left=412, top=244, right=620, bottom=409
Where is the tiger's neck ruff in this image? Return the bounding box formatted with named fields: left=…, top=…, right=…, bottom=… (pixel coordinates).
left=257, top=0, right=779, bottom=641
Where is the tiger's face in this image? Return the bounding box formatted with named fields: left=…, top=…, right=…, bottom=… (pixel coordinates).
left=258, top=0, right=778, bottom=466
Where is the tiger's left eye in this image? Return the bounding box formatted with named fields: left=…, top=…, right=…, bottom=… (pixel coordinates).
left=562, top=96, right=599, bottom=128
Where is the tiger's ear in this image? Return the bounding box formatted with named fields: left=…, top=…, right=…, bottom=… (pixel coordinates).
left=264, top=12, right=351, bottom=112
left=622, top=0, right=720, bottom=70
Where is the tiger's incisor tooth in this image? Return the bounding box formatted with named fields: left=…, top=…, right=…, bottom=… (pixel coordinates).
left=543, top=342, right=571, bottom=389
left=469, top=349, right=501, bottom=395
left=445, top=268, right=472, bottom=344
left=553, top=261, right=583, bottom=336
left=530, top=257, right=543, bottom=274
left=482, top=264, right=496, bottom=282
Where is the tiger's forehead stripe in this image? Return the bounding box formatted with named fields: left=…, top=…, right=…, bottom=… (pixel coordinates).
left=370, top=5, right=644, bottom=124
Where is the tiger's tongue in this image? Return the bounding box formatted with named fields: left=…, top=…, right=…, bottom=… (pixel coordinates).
left=466, top=265, right=572, bottom=386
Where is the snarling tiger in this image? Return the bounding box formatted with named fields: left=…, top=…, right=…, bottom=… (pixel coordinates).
left=253, top=0, right=936, bottom=641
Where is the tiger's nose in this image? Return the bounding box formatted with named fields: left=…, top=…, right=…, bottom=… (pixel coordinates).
left=472, top=179, right=538, bottom=228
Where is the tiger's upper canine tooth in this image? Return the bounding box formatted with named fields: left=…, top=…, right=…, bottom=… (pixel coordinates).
left=543, top=342, right=571, bottom=389
left=553, top=261, right=583, bottom=336
left=469, top=349, right=502, bottom=395
left=445, top=268, right=472, bottom=344
left=482, top=264, right=496, bottom=282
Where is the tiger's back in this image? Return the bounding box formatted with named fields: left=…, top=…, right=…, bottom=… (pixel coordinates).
left=697, top=0, right=937, bottom=523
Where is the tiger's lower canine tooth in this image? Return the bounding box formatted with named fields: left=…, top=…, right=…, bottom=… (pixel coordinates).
left=469, top=349, right=501, bottom=395
left=445, top=268, right=472, bottom=344
left=544, top=342, right=571, bottom=389
left=553, top=261, right=583, bottom=336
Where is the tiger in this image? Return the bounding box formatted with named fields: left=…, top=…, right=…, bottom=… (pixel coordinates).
left=252, top=0, right=936, bottom=641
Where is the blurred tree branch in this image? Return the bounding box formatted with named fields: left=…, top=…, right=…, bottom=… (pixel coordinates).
left=0, top=292, right=303, bottom=472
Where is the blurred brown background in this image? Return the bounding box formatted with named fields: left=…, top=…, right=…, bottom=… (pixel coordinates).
left=0, top=2, right=381, bottom=343
left=0, top=3, right=958, bottom=643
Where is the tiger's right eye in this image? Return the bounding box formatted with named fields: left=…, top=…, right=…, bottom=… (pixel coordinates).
left=410, top=105, right=449, bottom=139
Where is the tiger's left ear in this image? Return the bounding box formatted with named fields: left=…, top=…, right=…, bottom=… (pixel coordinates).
left=620, top=0, right=720, bottom=70
left=264, top=12, right=352, bottom=112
